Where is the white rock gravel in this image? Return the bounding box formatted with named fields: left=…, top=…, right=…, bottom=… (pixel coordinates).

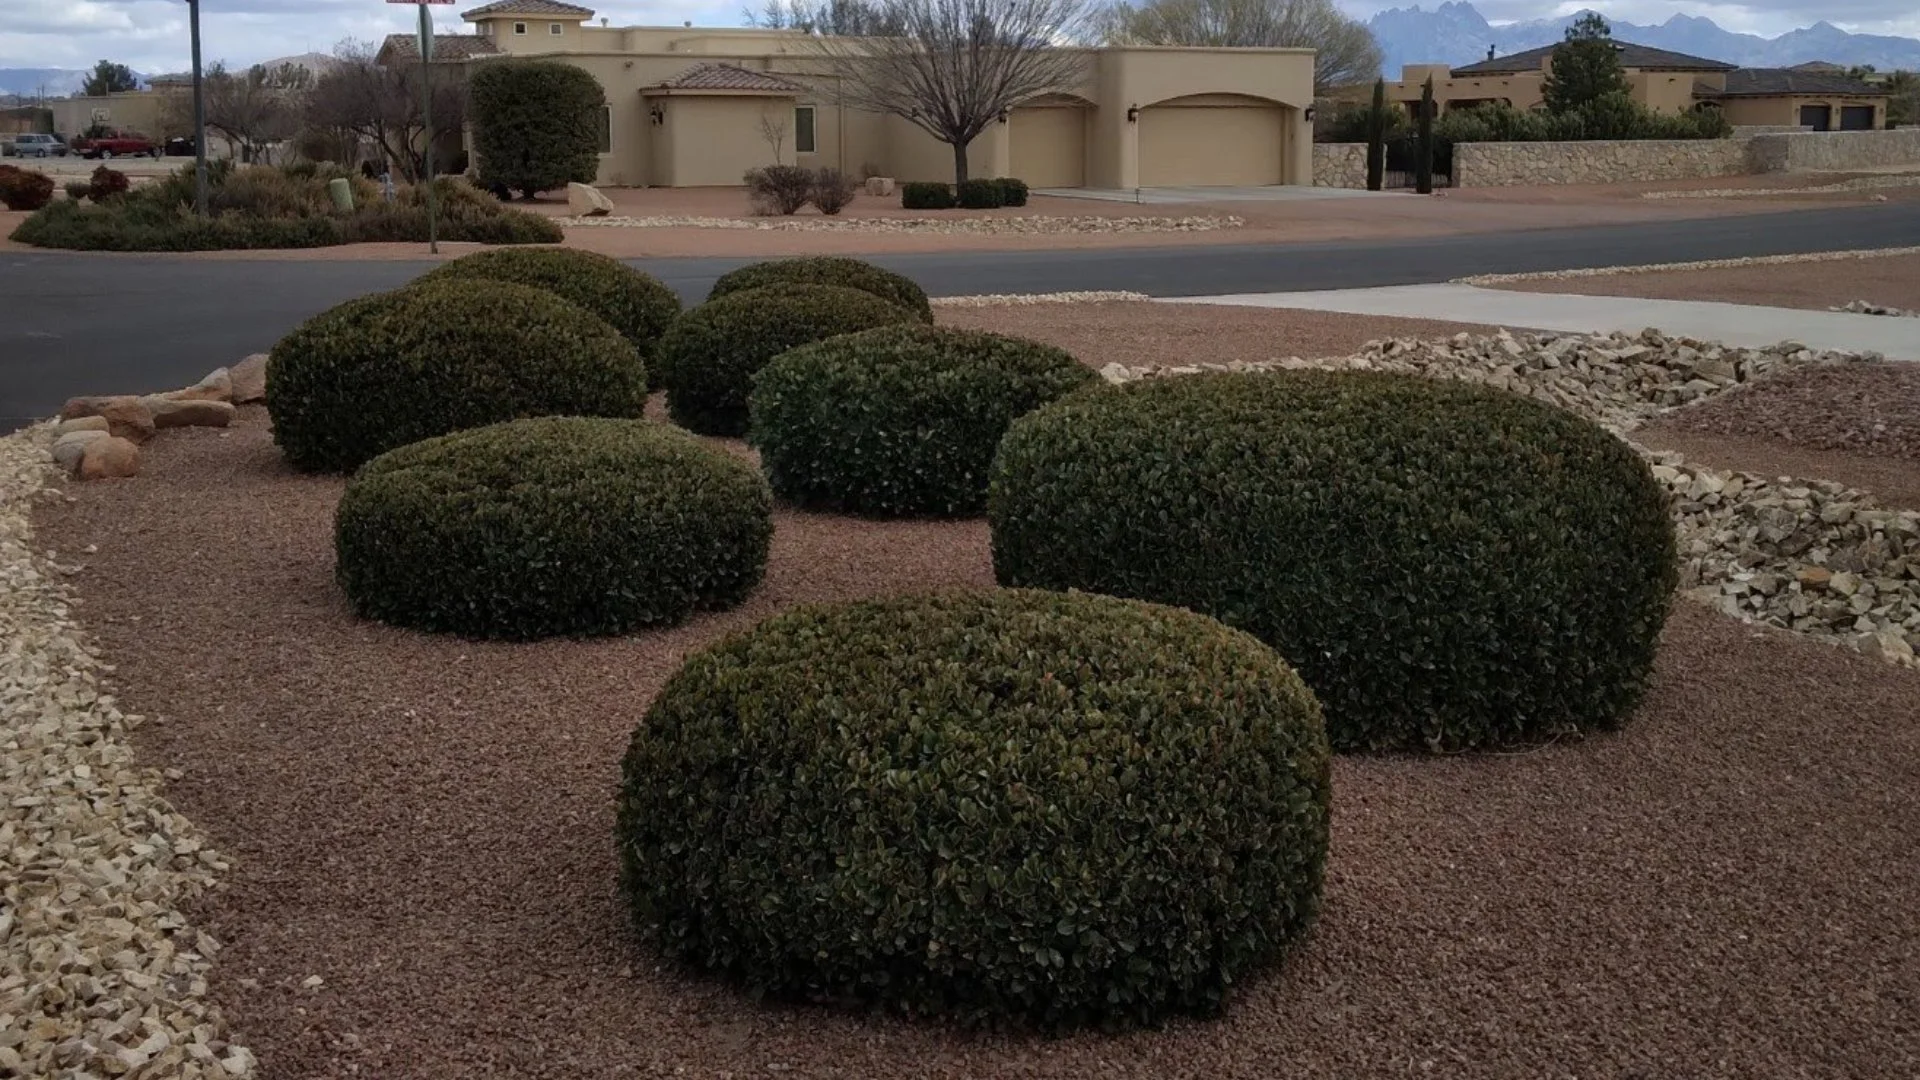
left=931, top=291, right=1150, bottom=308
left=1100, top=327, right=1917, bottom=665
left=1454, top=245, right=1920, bottom=286
left=557, top=214, right=1242, bottom=234
left=1831, top=299, right=1918, bottom=318
left=0, top=423, right=254, bottom=1078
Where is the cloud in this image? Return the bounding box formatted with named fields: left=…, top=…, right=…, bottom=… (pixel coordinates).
left=4, top=0, right=1919, bottom=72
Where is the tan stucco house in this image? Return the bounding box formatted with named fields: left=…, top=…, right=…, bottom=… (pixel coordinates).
left=391, top=0, right=1319, bottom=188
left=1383, top=40, right=1890, bottom=130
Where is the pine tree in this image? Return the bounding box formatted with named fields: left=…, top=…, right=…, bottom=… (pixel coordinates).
left=1542, top=13, right=1630, bottom=114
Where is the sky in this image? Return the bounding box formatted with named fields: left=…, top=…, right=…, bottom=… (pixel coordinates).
left=3, top=0, right=1919, bottom=74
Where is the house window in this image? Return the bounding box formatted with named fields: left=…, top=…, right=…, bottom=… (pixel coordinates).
left=513, top=21, right=527, bottom=34
left=599, top=105, right=612, bottom=153
left=550, top=22, right=563, bottom=34
left=794, top=105, right=816, bottom=154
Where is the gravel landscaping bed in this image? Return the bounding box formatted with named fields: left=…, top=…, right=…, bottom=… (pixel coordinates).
left=559, top=213, right=1242, bottom=234
left=0, top=425, right=254, bottom=1079
left=1642, top=172, right=1920, bottom=199
left=1461, top=249, right=1920, bottom=313
left=27, top=411, right=1920, bottom=1079
left=1648, top=362, right=1920, bottom=462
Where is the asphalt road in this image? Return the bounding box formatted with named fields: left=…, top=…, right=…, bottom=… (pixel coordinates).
left=5, top=201, right=1920, bottom=430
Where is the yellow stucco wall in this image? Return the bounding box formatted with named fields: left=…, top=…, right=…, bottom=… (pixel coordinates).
left=48, top=93, right=167, bottom=138
left=459, top=34, right=1317, bottom=188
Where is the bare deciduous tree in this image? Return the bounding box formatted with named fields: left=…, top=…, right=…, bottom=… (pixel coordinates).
left=305, top=40, right=467, bottom=181
left=757, top=108, right=791, bottom=160
left=1099, top=0, right=1381, bottom=93
left=162, top=61, right=316, bottom=163
left=751, top=0, right=904, bottom=35
left=804, top=0, right=1091, bottom=187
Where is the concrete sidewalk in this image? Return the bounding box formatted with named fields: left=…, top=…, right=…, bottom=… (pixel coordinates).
left=1162, top=284, right=1920, bottom=359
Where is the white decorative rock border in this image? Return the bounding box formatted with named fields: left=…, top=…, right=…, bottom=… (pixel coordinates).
left=0, top=424, right=256, bottom=1077
left=1454, top=246, right=1920, bottom=286
left=931, top=291, right=1150, bottom=308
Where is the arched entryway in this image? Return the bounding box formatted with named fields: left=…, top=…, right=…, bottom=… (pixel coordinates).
left=1009, top=94, right=1090, bottom=188
left=1137, top=93, right=1292, bottom=186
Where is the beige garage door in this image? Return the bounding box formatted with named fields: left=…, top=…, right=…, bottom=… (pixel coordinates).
left=1009, top=107, right=1085, bottom=188
left=1138, top=101, right=1285, bottom=186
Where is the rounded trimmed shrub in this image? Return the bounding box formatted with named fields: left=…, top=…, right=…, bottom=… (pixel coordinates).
left=335, top=417, right=772, bottom=639
left=990, top=370, right=1677, bottom=753
left=417, top=248, right=681, bottom=379
left=618, top=588, right=1331, bottom=1029
left=706, top=256, right=933, bottom=322
left=655, top=282, right=920, bottom=437
left=267, top=278, right=647, bottom=472
left=751, top=324, right=1096, bottom=517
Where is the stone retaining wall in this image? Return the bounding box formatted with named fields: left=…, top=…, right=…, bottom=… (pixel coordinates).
left=1454, top=138, right=1753, bottom=187
left=1746, top=128, right=1920, bottom=173
left=1313, top=143, right=1368, bottom=188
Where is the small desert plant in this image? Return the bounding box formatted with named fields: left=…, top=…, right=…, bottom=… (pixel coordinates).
left=87, top=165, right=130, bottom=201
left=744, top=164, right=814, bottom=215
left=809, top=167, right=858, bottom=215
left=900, top=180, right=955, bottom=209
left=336, top=417, right=772, bottom=639
left=63, top=180, right=90, bottom=202
left=956, top=178, right=1005, bottom=209
left=0, top=165, right=55, bottom=211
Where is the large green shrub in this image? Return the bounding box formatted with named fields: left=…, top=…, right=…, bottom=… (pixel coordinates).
left=618, top=588, right=1331, bottom=1028
left=992, top=177, right=1030, bottom=207
left=751, top=324, right=1094, bottom=517
left=706, top=256, right=932, bottom=322
left=471, top=60, right=605, bottom=198
left=955, top=178, right=1005, bottom=209
left=989, top=370, right=1677, bottom=753
left=655, top=282, right=920, bottom=437
left=419, top=248, right=681, bottom=377
left=336, top=417, right=771, bottom=639
left=267, top=279, right=647, bottom=472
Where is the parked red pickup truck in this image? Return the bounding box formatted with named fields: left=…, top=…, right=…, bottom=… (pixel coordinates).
left=75, top=132, right=161, bottom=159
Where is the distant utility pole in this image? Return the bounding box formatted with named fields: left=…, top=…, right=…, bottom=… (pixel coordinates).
left=391, top=0, right=455, bottom=254
left=188, top=0, right=209, bottom=216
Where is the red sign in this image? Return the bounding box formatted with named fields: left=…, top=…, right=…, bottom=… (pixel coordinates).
left=387, top=1, right=456, bottom=4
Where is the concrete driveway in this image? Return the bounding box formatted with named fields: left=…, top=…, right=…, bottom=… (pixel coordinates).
left=1036, top=184, right=1391, bottom=204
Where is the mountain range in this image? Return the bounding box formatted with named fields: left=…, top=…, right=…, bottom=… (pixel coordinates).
left=0, top=53, right=334, bottom=101
left=1366, top=4, right=1920, bottom=76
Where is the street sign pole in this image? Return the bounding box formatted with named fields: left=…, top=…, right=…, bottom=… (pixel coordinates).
left=189, top=0, right=208, bottom=216
left=418, top=1, right=438, bottom=254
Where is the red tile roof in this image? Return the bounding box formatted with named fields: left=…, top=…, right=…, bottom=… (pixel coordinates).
left=380, top=33, right=502, bottom=62
left=649, top=63, right=806, bottom=93
left=460, top=0, right=594, bottom=19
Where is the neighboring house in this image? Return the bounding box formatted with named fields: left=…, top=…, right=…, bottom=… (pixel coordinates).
left=1383, top=40, right=1890, bottom=130
left=401, top=0, right=1317, bottom=188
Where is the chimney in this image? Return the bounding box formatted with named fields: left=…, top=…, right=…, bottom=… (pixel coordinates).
left=1487, top=44, right=1496, bottom=60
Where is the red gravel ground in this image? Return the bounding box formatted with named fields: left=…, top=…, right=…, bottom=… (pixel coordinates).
left=33, top=406, right=1920, bottom=1080
left=936, top=302, right=1506, bottom=366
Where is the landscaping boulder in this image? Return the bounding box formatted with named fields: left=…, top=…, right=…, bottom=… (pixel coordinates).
left=163, top=367, right=233, bottom=403
left=229, top=354, right=268, bottom=404
left=51, top=429, right=109, bottom=474
left=864, top=176, right=895, bottom=197
left=140, top=396, right=235, bottom=429
left=567, top=182, right=614, bottom=217
left=59, top=394, right=156, bottom=442
left=78, top=436, right=139, bottom=480
left=54, top=416, right=109, bottom=437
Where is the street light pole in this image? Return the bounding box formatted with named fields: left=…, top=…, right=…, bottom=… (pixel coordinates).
left=418, top=2, right=439, bottom=254
left=189, top=0, right=209, bottom=216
